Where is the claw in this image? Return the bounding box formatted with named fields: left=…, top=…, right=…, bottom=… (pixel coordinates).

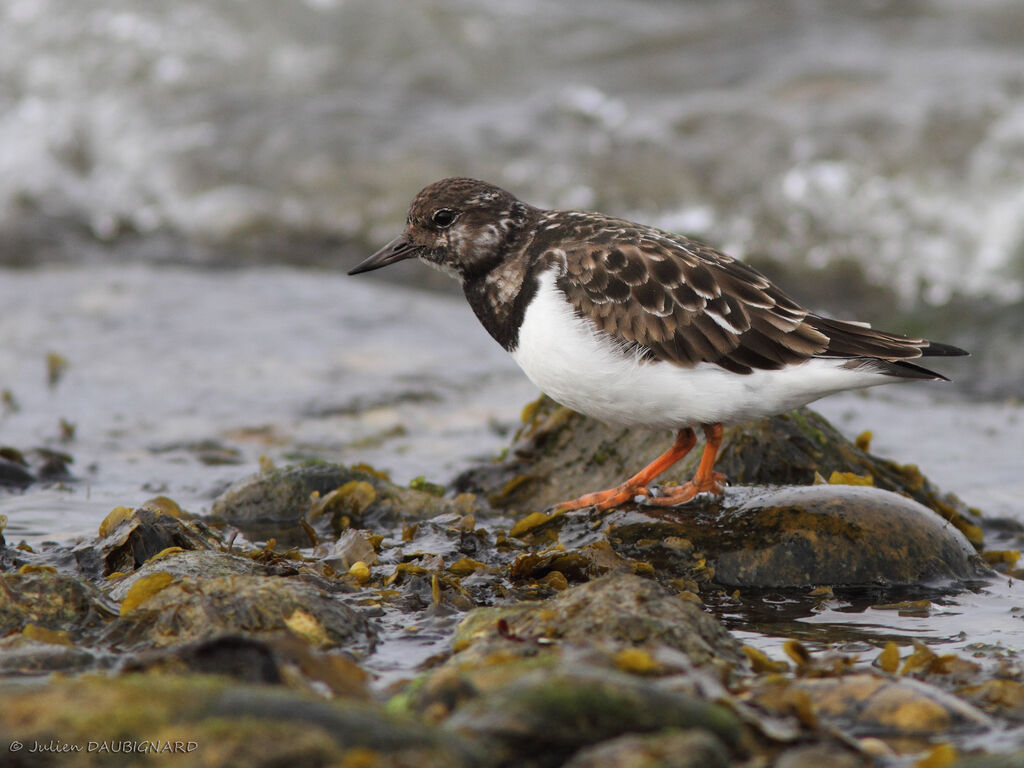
left=645, top=475, right=726, bottom=507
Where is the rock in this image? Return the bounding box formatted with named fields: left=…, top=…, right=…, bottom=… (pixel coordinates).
left=0, top=447, right=74, bottom=489
left=0, top=634, right=104, bottom=676
left=0, top=569, right=116, bottom=639
left=122, top=634, right=372, bottom=699
left=0, top=455, right=34, bottom=488
left=445, top=667, right=741, bottom=768
left=209, top=462, right=476, bottom=547
left=560, top=728, right=731, bottom=768
left=608, top=485, right=991, bottom=588
left=957, top=679, right=1024, bottom=722
left=406, top=574, right=744, bottom=738
left=0, top=673, right=472, bottom=768
left=321, top=529, right=378, bottom=571
left=454, top=398, right=984, bottom=549
left=26, top=447, right=75, bottom=483
left=105, top=573, right=377, bottom=655
left=103, top=549, right=272, bottom=603
left=453, top=574, right=743, bottom=668
left=953, top=752, right=1024, bottom=768
left=772, top=744, right=869, bottom=768
left=72, top=503, right=221, bottom=580
left=752, top=673, right=992, bottom=737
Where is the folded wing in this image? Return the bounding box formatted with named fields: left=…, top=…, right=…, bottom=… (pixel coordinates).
left=554, top=222, right=965, bottom=378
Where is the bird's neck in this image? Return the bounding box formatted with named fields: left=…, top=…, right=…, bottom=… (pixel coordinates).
left=463, top=247, right=548, bottom=353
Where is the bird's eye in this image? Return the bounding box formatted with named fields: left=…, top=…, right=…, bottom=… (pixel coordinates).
left=431, top=209, right=458, bottom=228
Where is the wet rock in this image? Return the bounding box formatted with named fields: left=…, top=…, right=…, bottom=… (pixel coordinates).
left=445, top=667, right=741, bottom=768
left=209, top=461, right=476, bottom=547
left=406, top=574, right=744, bottom=740
left=322, top=528, right=378, bottom=571
left=0, top=673, right=471, bottom=768
left=26, top=447, right=75, bottom=483
left=103, top=549, right=272, bottom=603
left=957, top=679, right=1024, bottom=722
left=453, top=574, right=743, bottom=668
left=0, top=454, right=34, bottom=488
left=122, top=634, right=371, bottom=699
left=0, top=446, right=74, bottom=488
left=106, top=573, right=377, bottom=655
left=455, top=397, right=983, bottom=548
left=560, top=728, right=731, bottom=768
left=0, top=568, right=116, bottom=639
left=608, top=485, right=991, bottom=588
left=0, top=634, right=103, bottom=675
left=72, top=502, right=221, bottom=580
left=954, top=752, right=1024, bottom=768
left=752, top=673, right=992, bottom=738
left=772, top=744, right=869, bottom=768
left=123, top=634, right=285, bottom=684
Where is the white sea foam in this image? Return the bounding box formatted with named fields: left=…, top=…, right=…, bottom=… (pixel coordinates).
left=0, top=0, right=1022, bottom=301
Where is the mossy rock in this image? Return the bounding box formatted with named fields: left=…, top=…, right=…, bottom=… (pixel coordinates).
left=453, top=574, right=742, bottom=667
left=403, top=574, right=743, bottom=730
left=0, top=634, right=101, bottom=676
left=0, top=569, right=116, bottom=638
left=72, top=506, right=221, bottom=580
left=0, top=672, right=470, bottom=768
left=0, top=455, right=34, bottom=489
left=104, top=550, right=271, bottom=603
left=122, top=634, right=372, bottom=700
left=753, top=673, right=992, bottom=738
left=607, top=485, right=992, bottom=588
left=560, top=728, right=731, bottom=768
left=454, top=398, right=982, bottom=550
left=208, top=462, right=473, bottom=547
left=106, top=573, right=377, bottom=655
left=445, top=667, right=741, bottom=768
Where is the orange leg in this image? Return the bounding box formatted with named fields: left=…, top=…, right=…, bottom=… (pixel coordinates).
left=556, top=427, right=697, bottom=511
left=646, top=423, right=726, bottom=506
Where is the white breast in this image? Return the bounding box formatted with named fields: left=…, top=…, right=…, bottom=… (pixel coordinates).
left=510, top=269, right=896, bottom=428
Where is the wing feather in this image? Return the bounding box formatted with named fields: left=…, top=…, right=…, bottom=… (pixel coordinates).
left=549, top=215, right=961, bottom=375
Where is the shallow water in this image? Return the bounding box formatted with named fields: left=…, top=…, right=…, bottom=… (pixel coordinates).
left=0, top=264, right=531, bottom=544
left=2, top=263, right=1022, bottom=689
left=3, top=0, right=1024, bottom=303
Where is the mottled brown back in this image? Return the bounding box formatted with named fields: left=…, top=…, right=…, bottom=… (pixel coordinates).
left=548, top=212, right=952, bottom=376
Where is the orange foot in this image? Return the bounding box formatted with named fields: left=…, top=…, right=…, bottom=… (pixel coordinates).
left=645, top=471, right=726, bottom=507
left=557, top=483, right=652, bottom=512
left=556, top=427, right=698, bottom=512
left=556, top=423, right=726, bottom=512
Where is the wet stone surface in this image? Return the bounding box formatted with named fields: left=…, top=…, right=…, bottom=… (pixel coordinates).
left=0, top=446, right=75, bottom=490
left=0, top=402, right=1019, bottom=766
left=607, top=485, right=990, bottom=589
left=456, top=397, right=986, bottom=549
left=210, top=461, right=466, bottom=548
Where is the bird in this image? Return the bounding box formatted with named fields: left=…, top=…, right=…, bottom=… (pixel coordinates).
left=348, top=178, right=967, bottom=512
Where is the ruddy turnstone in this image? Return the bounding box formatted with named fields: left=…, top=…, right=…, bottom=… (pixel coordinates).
left=349, top=178, right=966, bottom=511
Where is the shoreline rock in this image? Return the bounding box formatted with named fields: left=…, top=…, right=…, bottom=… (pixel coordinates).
left=0, top=400, right=1015, bottom=767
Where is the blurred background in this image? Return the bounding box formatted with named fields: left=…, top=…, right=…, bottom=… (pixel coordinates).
left=2, top=0, right=1023, bottom=543
left=3, top=0, right=1024, bottom=393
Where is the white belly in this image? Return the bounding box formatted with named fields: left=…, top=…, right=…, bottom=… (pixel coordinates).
left=511, top=270, right=894, bottom=428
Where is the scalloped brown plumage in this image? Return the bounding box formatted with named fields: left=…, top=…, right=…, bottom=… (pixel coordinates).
left=552, top=212, right=959, bottom=379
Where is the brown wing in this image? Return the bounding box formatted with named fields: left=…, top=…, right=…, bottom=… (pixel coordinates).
left=554, top=224, right=951, bottom=375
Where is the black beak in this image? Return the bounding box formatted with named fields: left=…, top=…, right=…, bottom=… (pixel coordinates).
left=348, top=235, right=419, bottom=275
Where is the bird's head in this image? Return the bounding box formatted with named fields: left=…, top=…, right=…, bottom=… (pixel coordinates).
left=348, top=178, right=534, bottom=282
